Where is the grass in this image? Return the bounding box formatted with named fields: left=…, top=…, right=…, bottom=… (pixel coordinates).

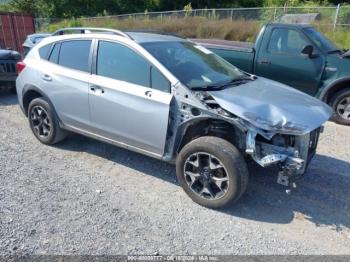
left=44, top=17, right=260, bottom=42
left=42, top=16, right=350, bottom=49
left=322, top=27, right=350, bottom=49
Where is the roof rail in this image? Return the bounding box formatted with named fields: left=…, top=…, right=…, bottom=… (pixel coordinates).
left=52, top=27, right=133, bottom=40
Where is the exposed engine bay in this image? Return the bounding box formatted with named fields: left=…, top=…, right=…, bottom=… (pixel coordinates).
left=164, top=80, right=328, bottom=193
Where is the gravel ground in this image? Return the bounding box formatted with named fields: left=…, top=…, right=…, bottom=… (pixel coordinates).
left=1, top=90, right=350, bottom=256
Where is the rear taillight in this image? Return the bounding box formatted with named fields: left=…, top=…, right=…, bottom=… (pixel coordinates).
left=16, top=61, right=26, bottom=74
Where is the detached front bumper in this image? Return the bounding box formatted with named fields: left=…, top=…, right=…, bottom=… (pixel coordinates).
left=245, top=128, right=321, bottom=187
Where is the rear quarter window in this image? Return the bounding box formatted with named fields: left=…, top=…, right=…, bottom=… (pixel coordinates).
left=48, top=43, right=60, bottom=64
left=38, top=44, right=52, bottom=60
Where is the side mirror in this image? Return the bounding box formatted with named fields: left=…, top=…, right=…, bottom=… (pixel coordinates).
left=301, top=45, right=314, bottom=58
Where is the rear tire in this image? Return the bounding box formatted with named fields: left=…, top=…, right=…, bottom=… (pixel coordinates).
left=176, top=136, right=249, bottom=209
left=28, top=97, right=67, bottom=145
left=330, top=88, right=350, bottom=126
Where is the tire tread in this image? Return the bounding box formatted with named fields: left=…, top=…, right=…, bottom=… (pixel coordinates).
left=176, top=136, right=249, bottom=209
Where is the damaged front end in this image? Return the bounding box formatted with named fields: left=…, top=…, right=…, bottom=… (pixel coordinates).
left=168, top=77, right=332, bottom=193
left=202, top=77, right=332, bottom=191
left=245, top=128, right=320, bottom=191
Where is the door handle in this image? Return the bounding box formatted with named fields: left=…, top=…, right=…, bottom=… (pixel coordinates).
left=90, top=85, right=105, bottom=94
left=145, top=90, right=152, bottom=97
left=259, top=59, right=271, bottom=65
left=42, top=74, right=52, bottom=82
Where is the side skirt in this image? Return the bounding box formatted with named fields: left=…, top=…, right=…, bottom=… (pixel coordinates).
left=63, top=124, right=166, bottom=162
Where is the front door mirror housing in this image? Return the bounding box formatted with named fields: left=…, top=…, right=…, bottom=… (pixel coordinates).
left=301, top=45, right=314, bottom=58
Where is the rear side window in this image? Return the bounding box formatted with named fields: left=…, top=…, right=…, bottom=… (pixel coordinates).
left=97, top=41, right=150, bottom=87
left=38, top=44, right=52, bottom=60
left=58, top=40, right=91, bottom=72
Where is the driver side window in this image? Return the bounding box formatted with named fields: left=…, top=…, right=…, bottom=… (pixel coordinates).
left=268, top=28, right=310, bottom=55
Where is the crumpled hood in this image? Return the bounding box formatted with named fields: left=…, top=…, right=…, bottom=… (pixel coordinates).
left=342, top=50, right=350, bottom=58
left=209, top=77, right=332, bottom=135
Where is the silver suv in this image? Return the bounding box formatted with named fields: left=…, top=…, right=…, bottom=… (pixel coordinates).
left=16, top=27, right=332, bottom=209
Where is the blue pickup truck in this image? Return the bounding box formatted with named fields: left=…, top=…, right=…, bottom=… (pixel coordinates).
left=196, top=23, right=350, bottom=125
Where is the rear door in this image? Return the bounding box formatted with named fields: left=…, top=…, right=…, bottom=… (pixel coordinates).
left=88, top=40, right=172, bottom=157
left=38, top=40, right=92, bottom=129
left=255, top=27, right=324, bottom=96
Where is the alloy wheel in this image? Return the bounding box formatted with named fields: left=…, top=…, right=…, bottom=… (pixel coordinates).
left=30, top=105, right=52, bottom=138
left=336, top=96, right=350, bottom=120
left=184, top=152, right=229, bottom=200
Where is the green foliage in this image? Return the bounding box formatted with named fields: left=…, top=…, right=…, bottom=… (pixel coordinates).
left=46, top=18, right=82, bottom=32
left=325, top=29, right=350, bottom=49
left=6, top=0, right=160, bottom=18
left=4, top=0, right=350, bottom=49
left=317, top=23, right=350, bottom=49
left=337, top=5, right=350, bottom=24
left=3, top=0, right=271, bottom=18
left=184, top=2, right=192, bottom=11
left=4, top=0, right=349, bottom=18
left=263, top=0, right=331, bottom=7
left=184, top=2, right=192, bottom=17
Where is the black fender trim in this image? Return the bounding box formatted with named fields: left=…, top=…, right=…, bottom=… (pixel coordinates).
left=22, top=85, right=64, bottom=127
left=318, top=77, right=350, bottom=102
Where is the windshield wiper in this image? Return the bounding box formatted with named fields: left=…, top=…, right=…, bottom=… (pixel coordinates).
left=328, top=49, right=342, bottom=54
left=191, top=75, right=255, bottom=91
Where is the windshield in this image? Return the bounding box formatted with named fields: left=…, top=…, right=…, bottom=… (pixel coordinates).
left=141, top=41, right=244, bottom=89
left=303, top=27, right=339, bottom=53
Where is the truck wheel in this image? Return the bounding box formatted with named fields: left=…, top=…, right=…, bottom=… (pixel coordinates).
left=28, top=97, right=67, bottom=145
left=176, top=136, right=249, bottom=209
left=330, top=88, right=350, bottom=126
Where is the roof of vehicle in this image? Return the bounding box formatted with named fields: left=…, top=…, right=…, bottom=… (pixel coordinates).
left=38, top=32, right=187, bottom=47
left=42, top=27, right=187, bottom=45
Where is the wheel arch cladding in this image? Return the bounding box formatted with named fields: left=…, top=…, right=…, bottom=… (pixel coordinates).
left=322, top=79, right=350, bottom=103
left=23, top=89, right=43, bottom=116
left=175, top=118, right=239, bottom=155
left=22, top=86, right=58, bottom=121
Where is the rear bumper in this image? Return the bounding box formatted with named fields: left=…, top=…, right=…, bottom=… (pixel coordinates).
left=15, top=76, right=26, bottom=115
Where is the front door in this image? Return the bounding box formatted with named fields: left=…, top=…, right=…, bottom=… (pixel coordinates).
left=255, top=27, right=324, bottom=96
left=88, top=40, right=172, bottom=156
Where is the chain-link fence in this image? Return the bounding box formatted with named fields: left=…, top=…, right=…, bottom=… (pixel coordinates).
left=35, top=5, right=350, bottom=32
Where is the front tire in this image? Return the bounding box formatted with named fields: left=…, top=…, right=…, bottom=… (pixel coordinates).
left=176, top=136, right=249, bottom=209
left=28, top=97, right=67, bottom=145
left=330, top=88, right=350, bottom=126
